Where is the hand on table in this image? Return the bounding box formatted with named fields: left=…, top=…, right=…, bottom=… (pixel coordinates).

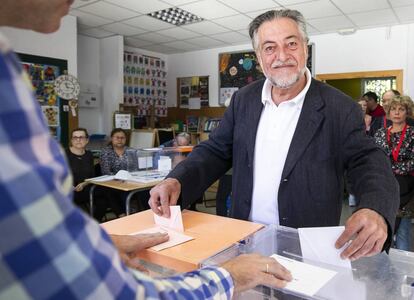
left=221, top=254, right=292, bottom=293
left=74, top=181, right=90, bottom=192
left=110, top=233, right=169, bottom=273
left=148, top=178, right=181, bottom=218
left=335, top=208, right=388, bottom=261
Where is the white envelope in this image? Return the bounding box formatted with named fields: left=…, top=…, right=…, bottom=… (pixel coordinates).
left=153, top=205, right=184, bottom=232
left=298, top=226, right=352, bottom=269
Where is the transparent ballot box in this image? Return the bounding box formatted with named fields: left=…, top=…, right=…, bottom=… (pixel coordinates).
left=126, top=146, right=192, bottom=175
left=202, top=225, right=414, bottom=300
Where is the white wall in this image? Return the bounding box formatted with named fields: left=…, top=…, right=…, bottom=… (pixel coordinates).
left=0, top=15, right=77, bottom=75
left=77, top=35, right=102, bottom=134
left=166, top=23, right=414, bottom=106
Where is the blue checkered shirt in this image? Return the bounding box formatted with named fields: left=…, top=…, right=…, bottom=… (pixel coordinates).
left=0, top=32, right=234, bottom=300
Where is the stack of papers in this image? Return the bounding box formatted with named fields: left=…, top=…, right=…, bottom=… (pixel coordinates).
left=130, top=206, right=194, bottom=251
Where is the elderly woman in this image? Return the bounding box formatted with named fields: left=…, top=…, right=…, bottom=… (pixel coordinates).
left=374, top=95, right=414, bottom=251
left=100, top=128, right=131, bottom=175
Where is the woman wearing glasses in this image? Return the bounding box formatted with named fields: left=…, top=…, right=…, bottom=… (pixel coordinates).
left=66, top=128, right=107, bottom=221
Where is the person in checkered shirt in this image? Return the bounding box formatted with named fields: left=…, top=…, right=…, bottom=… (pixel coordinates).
left=0, top=1, right=292, bottom=299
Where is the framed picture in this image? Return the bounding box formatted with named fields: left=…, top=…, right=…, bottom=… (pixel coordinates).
left=114, top=112, right=132, bottom=130
left=218, top=50, right=264, bottom=105
left=177, top=76, right=209, bottom=108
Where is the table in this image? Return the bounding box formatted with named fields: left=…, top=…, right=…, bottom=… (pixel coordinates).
left=88, top=179, right=161, bottom=216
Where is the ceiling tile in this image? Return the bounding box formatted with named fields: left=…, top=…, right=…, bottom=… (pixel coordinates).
left=238, top=29, right=250, bottom=37
left=123, top=15, right=175, bottom=31
left=69, top=9, right=113, bottom=27
left=162, top=0, right=202, bottom=5
left=285, top=0, right=343, bottom=19
left=104, top=0, right=171, bottom=14
left=389, top=0, right=414, bottom=7
left=186, top=36, right=226, bottom=47
left=181, top=21, right=230, bottom=35
left=71, top=0, right=100, bottom=9
left=124, top=37, right=154, bottom=48
left=394, top=5, right=414, bottom=22
left=156, top=27, right=200, bottom=39
left=211, top=31, right=250, bottom=44
left=102, top=22, right=147, bottom=36
left=134, top=32, right=176, bottom=43
left=307, top=15, right=355, bottom=31
left=78, top=1, right=138, bottom=21
left=212, top=14, right=252, bottom=31
left=216, top=0, right=279, bottom=13
left=348, top=9, right=399, bottom=27
left=79, top=27, right=115, bottom=38
left=180, top=0, right=239, bottom=19
left=275, top=0, right=314, bottom=5
left=162, top=40, right=202, bottom=51
left=331, top=0, right=390, bottom=14
left=140, top=44, right=180, bottom=54
left=307, top=25, right=321, bottom=35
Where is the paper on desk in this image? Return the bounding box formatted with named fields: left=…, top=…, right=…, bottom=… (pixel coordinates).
left=131, top=226, right=193, bottom=251
left=298, top=226, right=352, bottom=269
left=130, top=207, right=191, bottom=251
left=158, top=156, right=172, bottom=171
left=86, top=175, right=114, bottom=182
left=154, top=206, right=184, bottom=232
left=138, top=156, right=153, bottom=169
left=271, top=254, right=337, bottom=297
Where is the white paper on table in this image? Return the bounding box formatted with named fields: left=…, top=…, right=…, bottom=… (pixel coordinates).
left=298, top=226, right=352, bottom=269
left=153, top=206, right=184, bottom=232
left=86, top=175, right=114, bottom=182
left=130, top=226, right=194, bottom=251
left=157, top=156, right=172, bottom=171
left=271, top=254, right=337, bottom=297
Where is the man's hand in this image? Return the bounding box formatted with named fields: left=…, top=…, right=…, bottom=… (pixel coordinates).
left=110, top=233, right=169, bottom=272
left=221, top=254, right=292, bottom=293
left=335, top=208, right=387, bottom=261
left=148, top=178, right=181, bottom=217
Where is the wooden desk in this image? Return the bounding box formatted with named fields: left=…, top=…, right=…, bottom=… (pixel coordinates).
left=88, top=179, right=161, bottom=216
left=101, top=209, right=264, bottom=273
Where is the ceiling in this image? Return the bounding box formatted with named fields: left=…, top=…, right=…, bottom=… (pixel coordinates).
left=71, top=0, right=414, bottom=54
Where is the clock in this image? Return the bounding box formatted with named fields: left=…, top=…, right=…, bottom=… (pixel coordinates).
left=54, top=74, right=80, bottom=100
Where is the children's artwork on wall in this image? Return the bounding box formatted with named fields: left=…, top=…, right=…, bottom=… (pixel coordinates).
left=178, top=76, right=209, bottom=108
left=123, top=51, right=167, bottom=117
left=218, top=50, right=264, bottom=105
left=41, top=105, right=60, bottom=127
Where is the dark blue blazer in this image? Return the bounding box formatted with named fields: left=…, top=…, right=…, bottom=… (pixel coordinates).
left=169, top=79, right=399, bottom=239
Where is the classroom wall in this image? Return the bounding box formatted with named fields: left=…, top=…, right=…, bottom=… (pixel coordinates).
left=166, top=23, right=414, bottom=107
left=0, top=15, right=78, bottom=76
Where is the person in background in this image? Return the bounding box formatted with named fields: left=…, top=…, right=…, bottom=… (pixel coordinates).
left=149, top=9, right=399, bottom=262
left=374, top=95, right=414, bottom=251
left=364, top=91, right=386, bottom=118
left=369, top=89, right=402, bottom=136
left=0, top=1, right=292, bottom=299
left=100, top=128, right=130, bottom=175
left=161, top=132, right=191, bottom=147
left=358, top=98, right=372, bottom=133
left=66, top=127, right=108, bottom=221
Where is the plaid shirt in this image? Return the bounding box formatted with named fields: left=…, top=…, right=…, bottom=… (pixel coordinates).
left=0, top=32, right=234, bottom=300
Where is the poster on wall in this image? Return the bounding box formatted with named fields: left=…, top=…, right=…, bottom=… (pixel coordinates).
left=218, top=51, right=264, bottom=105
left=178, top=75, right=209, bottom=108
left=114, top=112, right=132, bottom=130
left=123, top=51, right=167, bottom=117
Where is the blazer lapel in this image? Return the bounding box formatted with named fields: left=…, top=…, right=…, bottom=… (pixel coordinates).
left=282, top=80, right=325, bottom=179
left=246, top=82, right=265, bottom=166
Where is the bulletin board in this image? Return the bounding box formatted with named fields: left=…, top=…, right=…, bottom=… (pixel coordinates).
left=218, top=44, right=315, bottom=105
left=177, top=76, right=209, bottom=108
left=218, top=51, right=264, bottom=105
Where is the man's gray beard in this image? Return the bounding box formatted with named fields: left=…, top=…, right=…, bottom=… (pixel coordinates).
left=267, top=67, right=306, bottom=89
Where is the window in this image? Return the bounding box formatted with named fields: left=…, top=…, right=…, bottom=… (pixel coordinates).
left=362, top=77, right=396, bottom=105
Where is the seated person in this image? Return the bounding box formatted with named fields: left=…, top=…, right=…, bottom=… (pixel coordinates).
left=66, top=128, right=107, bottom=221
left=161, top=132, right=191, bottom=147
left=100, top=128, right=148, bottom=215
